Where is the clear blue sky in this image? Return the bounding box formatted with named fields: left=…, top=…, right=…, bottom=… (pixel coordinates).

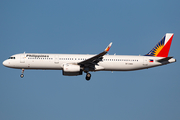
left=0, top=0, right=180, bottom=120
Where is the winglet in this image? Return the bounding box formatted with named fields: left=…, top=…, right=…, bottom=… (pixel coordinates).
left=105, top=42, right=112, bottom=52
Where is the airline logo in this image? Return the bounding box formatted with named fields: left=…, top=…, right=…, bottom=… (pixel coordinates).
left=105, top=46, right=111, bottom=52
left=105, top=42, right=112, bottom=52
left=145, top=33, right=174, bottom=57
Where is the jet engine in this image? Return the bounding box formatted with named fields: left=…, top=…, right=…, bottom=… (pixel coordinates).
left=62, top=64, right=82, bottom=76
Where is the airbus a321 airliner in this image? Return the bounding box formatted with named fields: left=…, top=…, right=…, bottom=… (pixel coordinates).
left=3, top=33, right=176, bottom=81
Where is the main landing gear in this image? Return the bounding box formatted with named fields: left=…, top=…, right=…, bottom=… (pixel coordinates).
left=20, top=69, right=24, bottom=78
left=86, top=73, right=91, bottom=81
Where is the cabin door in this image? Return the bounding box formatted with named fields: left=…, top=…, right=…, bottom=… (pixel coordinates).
left=54, top=55, right=59, bottom=64
left=143, top=57, right=148, bottom=66
left=20, top=54, right=25, bottom=63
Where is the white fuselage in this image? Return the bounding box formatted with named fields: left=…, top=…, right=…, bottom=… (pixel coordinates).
left=2, top=53, right=176, bottom=71
left=2, top=34, right=176, bottom=80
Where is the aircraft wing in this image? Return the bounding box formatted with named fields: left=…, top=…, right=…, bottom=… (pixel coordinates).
left=78, top=42, right=112, bottom=67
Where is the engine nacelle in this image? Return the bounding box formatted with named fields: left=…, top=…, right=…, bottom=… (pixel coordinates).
left=62, top=64, right=82, bottom=76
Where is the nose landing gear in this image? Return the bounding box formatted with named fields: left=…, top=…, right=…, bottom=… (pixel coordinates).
left=20, top=69, right=24, bottom=78
left=86, top=73, right=91, bottom=81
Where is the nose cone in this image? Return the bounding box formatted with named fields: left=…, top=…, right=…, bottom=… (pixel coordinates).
left=2, top=60, right=8, bottom=67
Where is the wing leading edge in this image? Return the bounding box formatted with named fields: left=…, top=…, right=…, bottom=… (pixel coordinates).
left=78, top=42, right=112, bottom=69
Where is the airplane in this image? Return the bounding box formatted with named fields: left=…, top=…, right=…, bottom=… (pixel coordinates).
left=2, top=33, right=176, bottom=81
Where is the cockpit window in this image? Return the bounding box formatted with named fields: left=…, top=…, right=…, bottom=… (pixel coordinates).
left=8, top=57, right=15, bottom=59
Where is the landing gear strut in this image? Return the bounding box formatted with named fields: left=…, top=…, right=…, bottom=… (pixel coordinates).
left=86, top=73, right=91, bottom=81
left=20, top=69, right=24, bottom=78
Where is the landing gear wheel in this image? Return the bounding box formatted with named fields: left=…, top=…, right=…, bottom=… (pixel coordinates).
left=20, top=74, right=24, bottom=78
left=86, top=73, right=91, bottom=81
left=20, top=69, right=24, bottom=78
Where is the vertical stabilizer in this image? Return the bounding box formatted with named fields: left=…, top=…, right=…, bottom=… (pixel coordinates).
left=145, top=33, right=174, bottom=57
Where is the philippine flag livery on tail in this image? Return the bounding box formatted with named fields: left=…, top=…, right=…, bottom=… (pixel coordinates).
left=145, top=33, right=174, bottom=57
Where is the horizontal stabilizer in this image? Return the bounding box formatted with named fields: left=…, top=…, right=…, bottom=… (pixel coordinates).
left=157, top=57, right=173, bottom=62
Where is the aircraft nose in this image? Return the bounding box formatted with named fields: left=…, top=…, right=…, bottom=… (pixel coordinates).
left=2, top=60, right=8, bottom=67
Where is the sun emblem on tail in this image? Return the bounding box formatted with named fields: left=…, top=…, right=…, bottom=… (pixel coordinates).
left=152, top=43, right=164, bottom=56
left=146, top=36, right=165, bottom=56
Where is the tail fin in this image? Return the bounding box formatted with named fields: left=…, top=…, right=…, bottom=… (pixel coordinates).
left=145, top=33, right=174, bottom=57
